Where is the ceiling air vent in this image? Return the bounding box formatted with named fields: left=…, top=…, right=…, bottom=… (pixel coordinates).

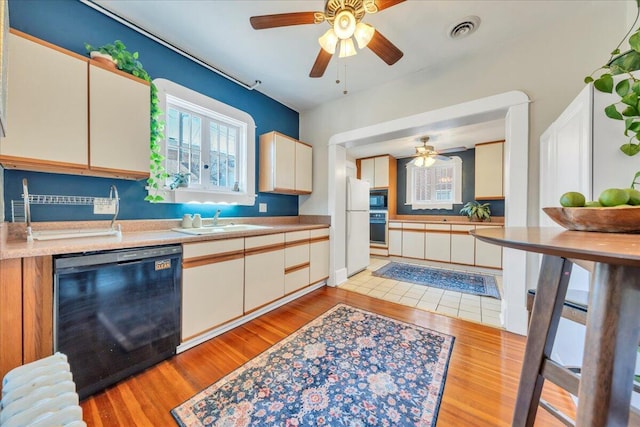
left=449, top=16, right=480, bottom=40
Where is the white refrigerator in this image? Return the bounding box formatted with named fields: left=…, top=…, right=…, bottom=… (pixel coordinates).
left=346, top=177, right=370, bottom=276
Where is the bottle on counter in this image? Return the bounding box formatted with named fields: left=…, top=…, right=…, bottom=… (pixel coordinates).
left=181, top=214, right=193, bottom=228
left=192, top=214, right=202, bottom=228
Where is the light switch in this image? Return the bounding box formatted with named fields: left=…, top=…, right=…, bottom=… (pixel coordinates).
left=259, top=203, right=267, bottom=213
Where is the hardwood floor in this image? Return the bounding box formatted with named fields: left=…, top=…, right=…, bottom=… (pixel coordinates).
left=81, top=286, right=577, bottom=426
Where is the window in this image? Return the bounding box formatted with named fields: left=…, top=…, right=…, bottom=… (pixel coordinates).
left=153, top=78, right=256, bottom=205
left=405, top=157, right=462, bottom=210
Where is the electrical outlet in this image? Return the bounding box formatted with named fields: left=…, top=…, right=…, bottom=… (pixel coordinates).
left=93, top=198, right=117, bottom=215
left=259, top=203, right=267, bottom=213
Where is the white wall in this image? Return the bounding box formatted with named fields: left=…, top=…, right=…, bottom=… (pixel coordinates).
left=298, top=1, right=630, bottom=219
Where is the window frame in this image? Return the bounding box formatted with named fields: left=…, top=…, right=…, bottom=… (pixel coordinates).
left=405, top=156, right=463, bottom=210
left=153, top=78, right=256, bottom=205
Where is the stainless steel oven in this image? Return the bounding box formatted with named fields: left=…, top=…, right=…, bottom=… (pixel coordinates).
left=54, top=245, right=182, bottom=399
left=370, top=210, right=387, bottom=245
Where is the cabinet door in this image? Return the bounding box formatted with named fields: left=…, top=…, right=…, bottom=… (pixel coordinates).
left=450, top=225, right=475, bottom=265
left=182, top=239, right=244, bottom=340
left=309, top=228, right=330, bottom=285
left=425, top=224, right=451, bottom=262
left=274, top=133, right=296, bottom=191
left=360, top=158, right=375, bottom=186
left=89, top=63, right=150, bottom=177
left=475, top=142, right=504, bottom=199
left=388, top=222, right=403, bottom=256
left=374, top=156, right=389, bottom=188
left=0, top=32, right=88, bottom=167
left=295, top=142, right=313, bottom=193
left=244, top=234, right=285, bottom=312
left=474, top=226, right=502, bottom=268
left=402, top=224, right=425, bottom=259
left=285, top=231, right=310, bottom=294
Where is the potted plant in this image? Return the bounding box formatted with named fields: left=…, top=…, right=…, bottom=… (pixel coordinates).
left=460, top=201, right=491, bottom=222
left=584, top=1, right=640, bottom=156
left=84, top=40, right=167, bottom=202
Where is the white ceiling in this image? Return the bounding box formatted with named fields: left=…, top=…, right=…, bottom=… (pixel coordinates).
left=89, top=1, right=580, bottom=157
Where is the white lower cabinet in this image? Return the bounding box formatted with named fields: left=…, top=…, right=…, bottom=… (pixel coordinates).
left=181, top=238, right=244, bottom=341
left=474, top=225, right=503, bottom=268
left=450, top=224, right=476, bottom=265
left=285, top=231, right=310, bottom=294
left=244, top=234, right=285, bottom=312
left=388, top=222, right=403, bottom=256
left=425, top=224, right=451, bottom=262
left=402, top=223, right=425, bottom=259
left=309, top=228, right=330, bottom=284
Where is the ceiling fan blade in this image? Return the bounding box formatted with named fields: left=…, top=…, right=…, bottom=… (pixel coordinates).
left=250, top=12, right=320, bottom=30
left=435, top=155, right=452, bottom=161
left=374, top=0, right=406, bottom=12
left=368, top=30, right=403, bottom=65
left=438, top=146, right=467, bottom=154
left=309, top=49, right=333, bottom=78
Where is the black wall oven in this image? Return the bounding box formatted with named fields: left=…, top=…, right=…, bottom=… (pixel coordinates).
left=54, top=245, right=182, bottom=399
left=370, top=211, right=388, bottom=245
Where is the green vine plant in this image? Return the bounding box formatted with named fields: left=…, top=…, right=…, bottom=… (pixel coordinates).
left=85, top=41, right=168, bottom=202
left=584, top=0, right=640, bottom=157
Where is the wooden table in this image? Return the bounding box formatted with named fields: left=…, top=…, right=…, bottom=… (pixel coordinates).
left=471, top=227, right=640, bottom=427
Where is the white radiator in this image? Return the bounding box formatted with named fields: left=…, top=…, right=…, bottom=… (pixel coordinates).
left=0, top=353, right=85, bottom=427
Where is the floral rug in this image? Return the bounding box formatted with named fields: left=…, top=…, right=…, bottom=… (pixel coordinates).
left=373, top=262, right=501, bottom=299
left=171, top=304, right=454, bottom=427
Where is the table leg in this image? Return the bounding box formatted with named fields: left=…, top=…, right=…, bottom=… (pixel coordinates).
left=576, top=263, right=640, bottom=427
left=512, top=255, right=573, bottom=427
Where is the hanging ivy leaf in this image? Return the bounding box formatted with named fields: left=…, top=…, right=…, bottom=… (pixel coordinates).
left=594, top=74, right=614, bottom=93
left=621, top=143, right=640, bottom=156
left=623, top=106, right=640, bottom=117
left=622, top=92, right=638, bottom=106
left=605, top=104, right=624, bottom=119
left=616, top=79, right=631, bottom=96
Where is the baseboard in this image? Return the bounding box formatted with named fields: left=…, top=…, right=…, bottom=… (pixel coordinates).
left=370, top=247, right=389, bottom=256
left=334, top=268, right=348, bottom=285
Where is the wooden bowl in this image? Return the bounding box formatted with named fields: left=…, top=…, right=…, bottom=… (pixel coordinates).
left=542, top=206, right=640, bottom=233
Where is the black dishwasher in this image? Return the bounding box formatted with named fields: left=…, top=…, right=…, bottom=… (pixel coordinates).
left=54, top=245, right=182, bottom=399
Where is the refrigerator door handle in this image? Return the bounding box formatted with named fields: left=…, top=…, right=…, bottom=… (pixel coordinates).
left=347, top=213, right=351, bottom=240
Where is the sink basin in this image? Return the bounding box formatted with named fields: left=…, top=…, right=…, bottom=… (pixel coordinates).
left=172, top=224, right=272, bottom=235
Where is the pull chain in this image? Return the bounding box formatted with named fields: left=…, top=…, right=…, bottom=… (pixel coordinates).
left=343, top=64, right=348, bottom=95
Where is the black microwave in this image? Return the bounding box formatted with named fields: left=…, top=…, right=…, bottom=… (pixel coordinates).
left=370, top=193, right=387, bottom=209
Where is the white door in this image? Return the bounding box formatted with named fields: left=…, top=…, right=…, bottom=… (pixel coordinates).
left=346, top=210, right=370, bottom=276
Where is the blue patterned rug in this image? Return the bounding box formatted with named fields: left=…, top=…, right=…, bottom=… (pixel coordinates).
left=373, top=262, right=501, bottom=299
left=171, top=304, right=454, bottom=427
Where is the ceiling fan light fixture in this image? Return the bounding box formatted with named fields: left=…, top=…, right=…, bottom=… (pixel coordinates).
left=354, top=22, right=375, bottom=49
left=338, top=38, right=357, bottom=58
left=319, top=28, right=339, bottom=54
left=414, top=155, right=436, bottom=168
left=333, top=10, right=356, bottom=39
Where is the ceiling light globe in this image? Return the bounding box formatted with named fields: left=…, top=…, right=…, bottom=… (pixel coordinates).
left=414, top=156, right=424, bottom=167
left=423, top=156, right=436, bottom=167
left=354, top=23, right=375, bottom=49
left=318, top=28, right=338, bottom=54
left=334, top=10, right=356, bottom=39
left=338, top=38, right=357, bottom=58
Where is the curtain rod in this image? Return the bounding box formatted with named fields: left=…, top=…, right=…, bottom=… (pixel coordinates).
left=79, top=0, right=262, bottom=91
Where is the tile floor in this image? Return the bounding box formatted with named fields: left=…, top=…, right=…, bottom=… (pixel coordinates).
left=339, top=257, right=504, bottom=328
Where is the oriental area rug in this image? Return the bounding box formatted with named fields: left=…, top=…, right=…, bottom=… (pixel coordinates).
left=373, top=262, right=501, bottom=299
left=171, top=304, right=454, bottom=427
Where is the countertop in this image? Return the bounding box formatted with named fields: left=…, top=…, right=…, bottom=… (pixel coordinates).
left=0, top=217, right=330, bottom=260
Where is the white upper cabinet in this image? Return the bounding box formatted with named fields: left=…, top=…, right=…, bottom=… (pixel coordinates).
left=89, top=63, right=150, bottom=177
left=475, top=141, right=504, bottom=199
left=0, top=30, right=151, bottom=180
left=259, top=131, right=313, bottom=195
left=359, top=155, right=391, bottom=188
left=0, top=31, right=88, bottom=168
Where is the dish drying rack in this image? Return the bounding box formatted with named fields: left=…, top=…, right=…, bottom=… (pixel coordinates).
left=14, top=178, right=121, bottom=242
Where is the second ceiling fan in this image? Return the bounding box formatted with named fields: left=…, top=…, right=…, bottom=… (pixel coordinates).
left=250, top=0, right=405, bottom=78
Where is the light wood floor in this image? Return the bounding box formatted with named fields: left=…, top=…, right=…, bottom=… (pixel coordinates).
left=81, top=286, right=578, bottom=426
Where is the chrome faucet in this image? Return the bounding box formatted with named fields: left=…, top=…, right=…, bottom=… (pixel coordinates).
left=212, top=209, right=221, bottom=226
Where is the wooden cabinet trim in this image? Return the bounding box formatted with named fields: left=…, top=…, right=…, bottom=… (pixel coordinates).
left=22, top=256, right=53, bottom=363
left=475, top=196, right=505, bottom=201
left=183, top=250, right=244, bottom=269
left=0, top=155, right=88, bottom=171
left=0, top=258, right=23, bottom=383
left=285, top=240, right=310, bottom=248
left=87, top=165, right=149, bottom=180
left=285, top=262, right=311, bottom=275
left=89, top=59, right=150, bottom=86
left=310, top=276, right=329, bottom=286
left=245, top=243, right=285, bottom=257
left=309, top=236, right=330, bottom=244
left=475, top=140, right=505, bottom=147
left=388, top=227, right=403, bottom=231
left=450, top=230, right=475, bottom=235
left=10, top=29, right=88, bottom=62
left=425, top=229, right=452, bottom=235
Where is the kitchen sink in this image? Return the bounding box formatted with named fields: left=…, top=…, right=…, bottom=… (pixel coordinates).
left=172, top=224, right=272, bottom=235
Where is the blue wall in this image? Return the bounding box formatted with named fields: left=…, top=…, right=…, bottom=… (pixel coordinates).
left=4, top=0, right=300, bottom=221
left=396, top=149, right=505, bottom=217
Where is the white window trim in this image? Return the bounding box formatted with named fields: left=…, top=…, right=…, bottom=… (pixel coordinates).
left=152, top=78, right=256, bottom=205
left=405, top=156, right=463, bottom=210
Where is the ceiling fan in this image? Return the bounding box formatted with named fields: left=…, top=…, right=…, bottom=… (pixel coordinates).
left=412, top=137, right=465, bottom=167
left=250, top=0, right=405, bottom=78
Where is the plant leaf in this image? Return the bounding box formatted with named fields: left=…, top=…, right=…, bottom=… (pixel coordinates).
left=630, top=31, right=640, bottom=52
left=620, top=143, right=640, bottom=156
left=622, top=92, right=638, bottom=106
left=631, top=170, right=640, bottom=188
left=605, top=104, right=624, bottom=119
left=623, top=106, right=639, bottom=117
left=594, top=74, right=614, bottom=93
left=616, top=79, right=631, bottom=97
left=627, top=120, right=640, bottom=131
left=584, top=76, right=594, bottom=84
